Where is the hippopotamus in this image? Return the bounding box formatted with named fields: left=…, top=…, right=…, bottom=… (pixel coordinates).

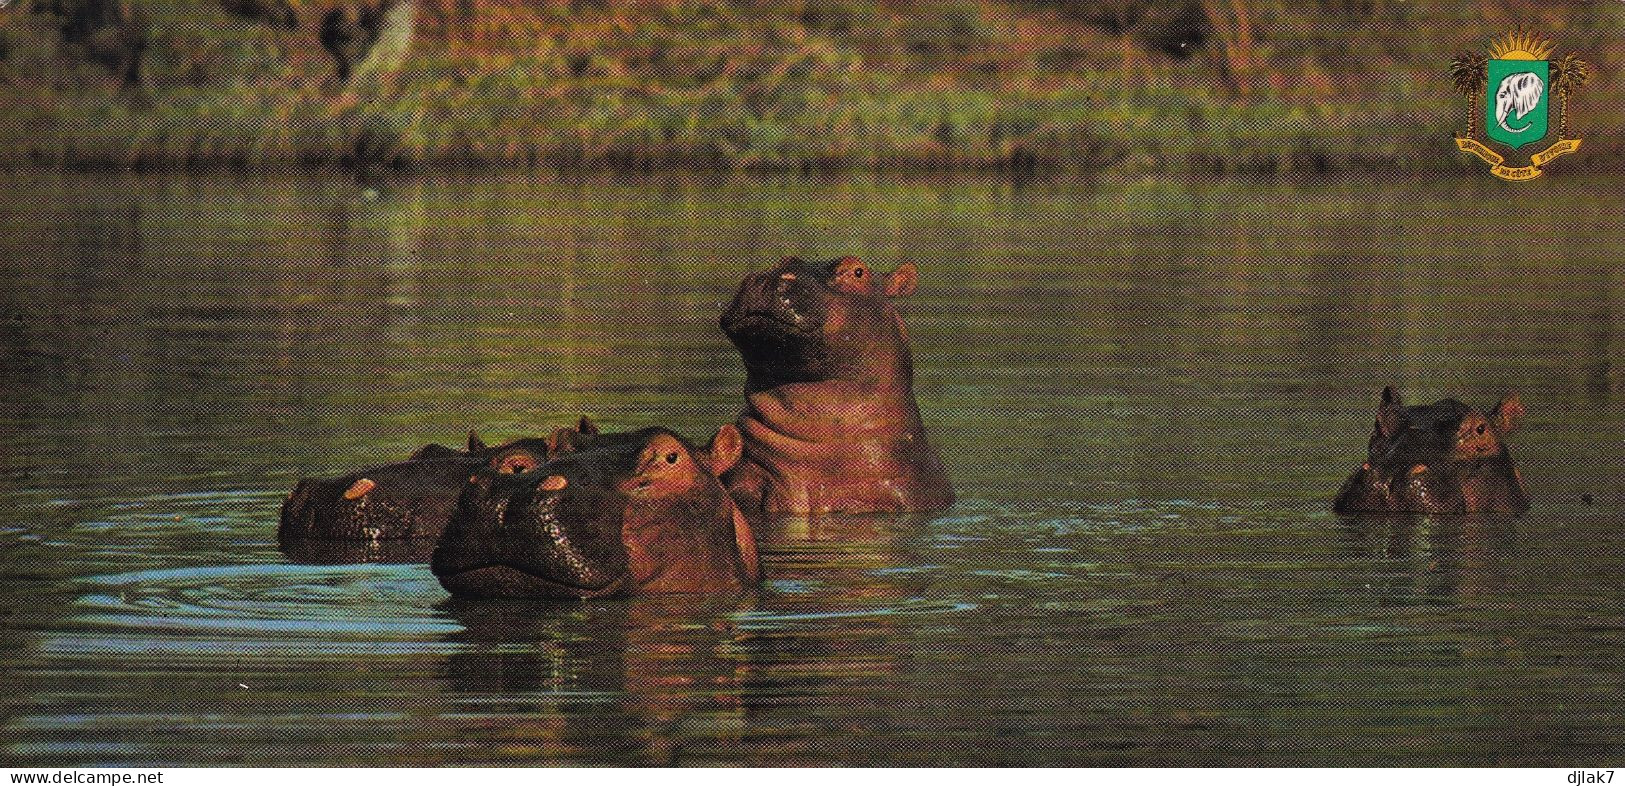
left=719, top=256, right=954, bottom=514
left=278, top=419, right=600, bottom=542
left=1333, top=387, right=1529, bottom=514
left=431, top=425, right=759, bottom=599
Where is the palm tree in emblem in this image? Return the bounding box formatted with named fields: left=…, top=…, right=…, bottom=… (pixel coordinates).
left=1550, top=52, right=1593, bottom=138
left=1449, top=51, right=1488, bottom=137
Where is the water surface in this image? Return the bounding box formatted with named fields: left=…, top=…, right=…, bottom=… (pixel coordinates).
left=2, top=172, right=1623, bottom=765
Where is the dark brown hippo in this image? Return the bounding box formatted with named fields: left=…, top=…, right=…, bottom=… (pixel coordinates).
left=1333, top=387, right=1529, bottom=514
left=431, top=425, right=759, bottom=599
left=278, top=419, right=600, bottom=542
left=719, top=256, right=954, bottom=514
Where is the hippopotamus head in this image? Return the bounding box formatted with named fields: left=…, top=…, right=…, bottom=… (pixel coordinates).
left=431, top=425, right=758, bottom=599
left=279, top=419, right=601, bottom=542
left=721, top=256, right=919, bottom=388
left=1333, top=387, right=1529, bottom=514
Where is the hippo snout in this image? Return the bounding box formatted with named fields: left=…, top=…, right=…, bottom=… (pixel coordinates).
left=279, top=458, right=491, bottom=542
left=431, top=466, right=632, bottom=599
left=723, top=269, right=810, bottom=332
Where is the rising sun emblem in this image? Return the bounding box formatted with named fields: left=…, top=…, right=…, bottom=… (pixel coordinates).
left=1449, top=28, right=1592, bottom=180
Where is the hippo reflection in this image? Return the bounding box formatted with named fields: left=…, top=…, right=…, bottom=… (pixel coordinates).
left=720, top=256, right=953, bottom=514
left=279, top=419, right=600, bottom=543
left=431, top=425, right=759, bottom=599
left=1333, top=387, right=1529, bottom=514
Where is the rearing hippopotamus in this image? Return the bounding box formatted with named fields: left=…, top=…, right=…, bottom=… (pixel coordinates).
left=720, top=256, right=954, bottom=514
left=1333, top=387, right=1529, bottom=514
left=279, top=419, right=600, bottom=542
left=431, top=425, right=759, bottom=599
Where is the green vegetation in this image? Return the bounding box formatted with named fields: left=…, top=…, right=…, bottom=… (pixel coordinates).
left=0, top=0, right=1618, bottom=172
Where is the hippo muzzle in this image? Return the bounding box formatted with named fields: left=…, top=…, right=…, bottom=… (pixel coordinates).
left=721, top=263, right=833, bottom=380
left=431, top=458, right=633, bottom=599
left=722, top=264, right=820, bottom=334
left=279, top=458, right=483, bottom=541
left=1337, top=460, right=1481, bottom=514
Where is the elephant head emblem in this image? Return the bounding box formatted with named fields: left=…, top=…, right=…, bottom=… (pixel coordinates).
left=1494, top=71, right=1544, bottom=134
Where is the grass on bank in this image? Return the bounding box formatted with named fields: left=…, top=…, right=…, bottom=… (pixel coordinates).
left=0, top=0, right=1618, bottom=172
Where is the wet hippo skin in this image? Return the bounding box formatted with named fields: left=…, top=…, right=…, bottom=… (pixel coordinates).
left=431, top=425, right=759, bottom=599
left=1333, top=387, right=1529, bottom=514
left=278, top=418, right=600, bottom=542
left=720, top=256, right=954, bottom=514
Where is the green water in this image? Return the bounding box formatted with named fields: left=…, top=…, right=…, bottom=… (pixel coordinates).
left=1, top=172, right=1622, bottom=766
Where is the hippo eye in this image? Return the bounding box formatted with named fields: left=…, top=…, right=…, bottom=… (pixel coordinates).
left=1476, top=424, right=1486, bottom=435
left=664, top=451, right=680, bottom=465
left=496, top=454, right=538, bottom=474
left=852, top=267, right=865, bottom=278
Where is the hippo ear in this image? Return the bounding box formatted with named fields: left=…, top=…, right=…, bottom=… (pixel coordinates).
left=1376, top=386, right=1403, bottom=437
left=546, top=427, right=579, bottom=457
left=704, top=424, right=744, bottom=476
left=1489, top=394, right=1524, bottom=434
left=885, top=262, right=918, bottom=298
left=467, top=431, right=487, bottom=452
left=577, top=415, right=600, bottom=436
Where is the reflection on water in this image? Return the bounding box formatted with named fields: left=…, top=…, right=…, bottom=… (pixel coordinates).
left=71, top=564, right=457, bottom=639
left=436, top=597, right=757, bottom=765
left=2, top=172, right=1624, bottom=765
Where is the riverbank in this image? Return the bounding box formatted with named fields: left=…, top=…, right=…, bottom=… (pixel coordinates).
left=1, top=1, right=1619, bottom=173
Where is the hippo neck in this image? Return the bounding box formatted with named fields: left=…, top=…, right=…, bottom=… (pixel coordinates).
left=741, top=378, right=925, bottom=443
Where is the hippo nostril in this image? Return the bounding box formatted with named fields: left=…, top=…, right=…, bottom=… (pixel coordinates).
left=343, top=478, right=376, bottom=500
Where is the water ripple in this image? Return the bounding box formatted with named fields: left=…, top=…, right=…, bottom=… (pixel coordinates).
left=730, top=598, right=977, bottom=630
left=65, top=563, right=458, bottom=644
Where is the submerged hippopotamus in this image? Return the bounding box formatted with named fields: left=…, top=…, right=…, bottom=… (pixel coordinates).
left=1333, top=387, right=1529, bottom=514
left=431, top=425, right=759, bottom=599
left=720, top=256, right=954, bottom=514
left=279, top=419, right=600, bottom=542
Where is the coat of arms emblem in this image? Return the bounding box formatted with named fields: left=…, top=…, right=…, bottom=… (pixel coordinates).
left=1450, top=29, right=1591, bottom=180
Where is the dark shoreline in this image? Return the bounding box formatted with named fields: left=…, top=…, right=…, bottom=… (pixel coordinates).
left=4, top=155, right=1618, bottom=178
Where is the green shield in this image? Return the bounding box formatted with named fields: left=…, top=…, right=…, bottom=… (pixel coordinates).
left=1485, top=59, right=1549, bottom=149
